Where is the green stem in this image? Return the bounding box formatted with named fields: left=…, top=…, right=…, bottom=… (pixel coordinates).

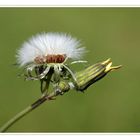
left=0, top=68, right=56, bottom=132
left=0, top=92, right=56, bottom=132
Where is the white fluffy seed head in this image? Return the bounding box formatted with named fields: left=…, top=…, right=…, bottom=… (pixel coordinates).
left=16, top=32, right=85, bottom=66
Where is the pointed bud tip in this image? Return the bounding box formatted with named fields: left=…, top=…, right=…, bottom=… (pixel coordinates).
left=102, top=58, right=122, bottom=73
left=101, top=58, right=111, bottom=65
left=109, top=65, right=122, bottom=72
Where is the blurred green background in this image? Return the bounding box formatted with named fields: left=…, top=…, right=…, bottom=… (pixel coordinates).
left=0, top=8, right=140, bottom=132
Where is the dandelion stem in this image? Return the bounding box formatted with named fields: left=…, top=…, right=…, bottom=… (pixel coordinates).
left=0, top=92, right=56, bottom=132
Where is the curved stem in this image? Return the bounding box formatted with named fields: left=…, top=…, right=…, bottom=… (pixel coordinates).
left=0, top=92, right=56, bottom=132
left=0, top=66, right=56, bottom=132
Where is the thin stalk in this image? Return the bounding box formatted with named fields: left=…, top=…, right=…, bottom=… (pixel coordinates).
left=0, top=92, right=56, bottom=132
left=0, top=67, right=56, bottom=132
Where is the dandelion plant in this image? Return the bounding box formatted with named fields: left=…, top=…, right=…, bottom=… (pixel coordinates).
left=0, top=32, right=122, bottom=132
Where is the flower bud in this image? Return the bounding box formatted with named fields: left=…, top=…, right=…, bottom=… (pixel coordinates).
left=74, top=58, right=122, bottom=91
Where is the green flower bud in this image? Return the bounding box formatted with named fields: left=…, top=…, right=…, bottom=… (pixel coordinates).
left=74, top=58, right=122, bottom=91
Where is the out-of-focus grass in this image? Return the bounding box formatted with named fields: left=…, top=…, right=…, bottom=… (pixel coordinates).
left=0, top=8, right=140, bottom=132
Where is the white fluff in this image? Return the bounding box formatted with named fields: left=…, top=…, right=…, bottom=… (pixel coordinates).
left=16, top=32, right=85, bottom=66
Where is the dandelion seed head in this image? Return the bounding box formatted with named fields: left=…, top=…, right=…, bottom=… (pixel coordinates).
left=16, top=32, right=85, bottom=66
